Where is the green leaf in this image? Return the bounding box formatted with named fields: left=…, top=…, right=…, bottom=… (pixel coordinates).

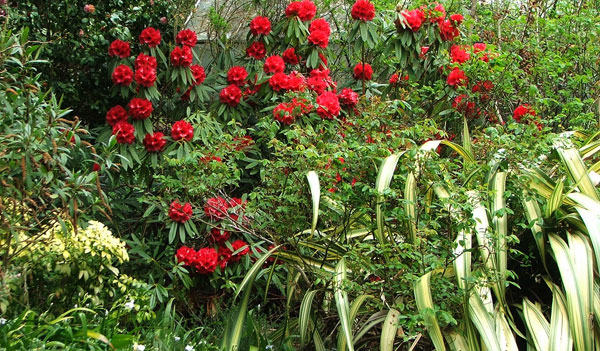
left=380, top=309, right=400, bottom=351
left=306, top=171, right=320, bottom=237
left=404, top=172, right=417, bottom=244
left=522, top=298, right=550, bottom=351
left=555, top=145, right=599, bottom=202
left=375, top=153, right=403, bottom=247
left=334, top=259, right=354, bottom=351
left=415, top=272, right=446, bottom=351
left=299, top=290, right=318, bottom=345
left=468, top=290, right=502, bottom=351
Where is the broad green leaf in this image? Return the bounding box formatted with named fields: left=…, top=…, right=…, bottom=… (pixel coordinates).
left=307, top=171, right=320, bottom=237
left=491, top=172, right=508, bottom=302
left=549, top=284, right=572, bottom=351
left=468, top=291, right=502, bottom=351
left=415, top=272, right=446, bottom=351
left=334, top=258, right=354, bottom=351
left=555, top=146, right=599, bottom=202
left=576, top=207, right=600, bottom=274
left=299, top=290, right=318, bottom=345
left=375, top=153, right=402, bottom=247
left=404, top=172, right=417, bottom=244
left=380, top=309, right=400, bottom=351
left=522, top=194, right=547, bottom=270
left=522, top=298, right=550, bottom=351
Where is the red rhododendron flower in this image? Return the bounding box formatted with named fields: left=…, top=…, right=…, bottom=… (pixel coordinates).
left=472, top=80, right=493, bottom=100
left=169, top=200, right=193, bottom=223
left=308, top=30, right=329, bottom=48
left=143, top=132, right=166, bottom=152
left=139, top=27, right=161, bottom=48
left=217, top=246, right=232, bottom=269
left=209, top=227, right=230, bottom=243
left=274, top=102, right=294, bottom=124
left=176, top=29, right=197, bottom=47
left=282, top=48, right=299, bottom=65
left=389, top=73, right=400, bottom=85
left=264, top=55, right=285, bottom=74
left=429, top=3, right=446, bottom=23
left=220, top=84, right=242, bottom=106
left=204, top=197, right=229, bottom=220
left=309, top=18, right=331, bottom=36
left=450, top=45, right=470, bottom=64
left=190, top=64, right=206, bottom=85
left=446, top=67, right=468, bottom=87
left=473, top=42, right=486, bottom=53
left=450, top=14, right=464, bottom=25
left=453, top=94, right=478, bottom=118
left=338, top=88, right=358, bottom=107
left=286, top=0, right=317, bottom=21
left=249, top=16, right=271, bottom=36
left=227, top=66, right=248, bottom=86
left=420, top=46, right=430, bottom=58
left=351, top=0, right=375, bottom=21
left=269, top=72, right=291, bottom=91
left=401, top=9, right=425, bottom=31
left=134, top=66, right=156, bottom=87
left=353, top=62, right=373, bottom=80
left=286, top=72, right=305, bottom=91
left=246, top=41, right=266, bottom=60
left=106, top=105, right=128, bottom=126
left=176, top=246, right=196, bottom=266
left=439, top=20, right=459, bottom=41
left=112, top=121, right=135, bottom=144
left=171, top=120, right=194, bottom=141
left=193, top=247, right=218, bottom=274
left=135, top=53, right=157, bottom=70
left=230, top=240, right=250, bottom=262
left=112, top=64, right=133, bottom=86
left=128, top=98, right=153, bottom=120
left=108, top=39, right=130, bottom=58
left=513, top=104, right=536, bottom=123
left=316, top=91, right=341, bottom=119
left=170, top=46, right=193, bottom=67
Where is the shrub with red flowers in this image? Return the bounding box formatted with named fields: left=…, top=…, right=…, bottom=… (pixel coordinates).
left=190, top=65, right=206, bottom=85
left=227, top=66, right=248, bottom=86
left=264, top=56, right=285, bottom=74
left=143, top=132, right=166, bottom=152
left=338, top=88, right=359, bottom=108
left=112, top=121, right=135, bottom=144
left=450, top=45, right=470, bottom=64
left=285, top=0, right=316, bottom=21
left=171, top=120, right=194, bottom=141
left=139, top=27, right=161, bottom=48
left=401, top=9, right=426, bottom=32
left=169, top=200, right=193, bottom=223
left=351, top=0, right=375, bottom=22
left=220, top=84, right=242, bottom=106
left=175, top=29, right=197, bottom=47
left=204, top=197, right=230, bottom=220
left=106, top=105, right=128, bottom=126
left=246, top=41, right=267, bottom=60
left=170, top=46, right=193, bottom=67
left=135, top=53, right=157, bottom=70
left=128, top=98, right=153, bottom=120
left=282, top=48, right=299, bottom=65
left=513, top=104, right=536, bottom=123
left=112, top=64, right=133, bottom=86
left=249, top=16, right=271, bottom=36
left=446, top=67, right=468, bottom=87
left=108, top=39, right=130, bottom=58
left=353, top=62, right=373, bottom=80
left=134, top=66, right=157, bottom=88
left=316, top=91, right=341, bottom=119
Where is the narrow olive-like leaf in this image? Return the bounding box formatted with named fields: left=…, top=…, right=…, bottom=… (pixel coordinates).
left=522, top=194, right=547, bottom=270
left=545, top=179, right=564, bottom=218
left=555, top=146, right=599, bottom=202
left=415, top=272, right=446, bottom=351
left=299, top=290, right=318, bottom=345
left=313, top=327, right=326, bottom=351
left=580, top=140, right=600, bottom=160
left=405, top=172, right=418, bottom=244
left=468, top=292, right=502, bottom=351
left=522, top=298, right=550, bottom=351
left=334, top=258, right=354, bottom=351
left=548, top=233, right=593, bottom=351
left=494, top=310, right=519, bottom=351
left=306, top=171, right=320, bottom=237
left=354, top=311, right=387, bottom=343
left=441, top=140, right=475, bottom=163
left=380, top=309, right=400, bottom=351
left=234, top=245, right=280, bottom=300
left=575, top=207, right=600, bottom=274
left=337, top=294, right=373, bottom=351
left=462, top=116, right=473, bottom=163
left=375, top=154, right=402, bottom=247
left=491, top=172, right=508, bottom=302
left=549, top=284, right=572, bottom=351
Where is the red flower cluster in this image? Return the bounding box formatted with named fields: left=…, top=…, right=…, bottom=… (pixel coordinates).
left=316, top=91, right=341, bottom=119
left=420, top=46, right=430, bottom=58
left=401, top=9, right=426, bottom=31
left=447, top=67, right=468, bottom=87
left=229, top=240, right=250, bottom=262
left=112, top=121, right=135, bottom=144
left=249, top=16, right=271, bottom=36
left=191, top=65, right=206, bottom=85
left=128, top=98, right=153, bottom=120
left=171, top=120, right=194, bottom=141
left=453, top=94, right=478, bottom=118
left=139, top=27, right=161, bottom=48
left=135, top=53, right=157, bottom=70
left=204, top=196, right=246, bottom=221
left=309, top=18, right=331, bottom=36
left=209, top=227, right=230, bottom=243
left=170, top=46, right=193, bottom=67
left=112, top=64, right=133, bottom=86
left=338, top=88, right=358, bottom=108
left=134, top=65, right=156, bottom=87
left=439, top=19, right=460, bottom=41
left=176, top=29, right=197, bottom=47
left=429, top=3, right=446, bottom=23
left=353, top=62, right=373, bottom=80
left=283, top=48, right=299, bottom=65
left=227, top=66, right=248, bottom=86
left=472, top=80, right=494, bottom=101
left=307, top=68, right=335, bottom=94
left=246, top=41, right=267, bottom=60
left=450, top=45, right=470, bottom=64
left=106, top=105, right=128, bottom=126
left=513, top=104, right=536, bottom=123
left=351, top=0, right=375, bottom=22
left=108, top=39, right=130, bottom=58
left=169, top=200, right=193, bottom=223
left=307, top=18, right=330, bottom=48
left=176, top=246, right=218, bottom=274
left=264, top=55, right=285, bottom=74
left=473, top=43, right=490, bottom=62
left=143, top=132, right=166, bottom=152
left=273, top=98, right=312, bottom=124
left=285, top=0, right=317, bottom=21
left=220, top=84, right=242, bottom=106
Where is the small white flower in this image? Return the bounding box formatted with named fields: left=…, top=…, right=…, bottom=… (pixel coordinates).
left=174, top=336, right=181, bottom=342
left=124, top=299, right=135, bottom=310
left=134, top=344, right=145, bottom=351
left=265, top=345, right=274, bottom=350
left=0, top=318, right=7, bottom=325
left=185, top=345, right=194, bottom=351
